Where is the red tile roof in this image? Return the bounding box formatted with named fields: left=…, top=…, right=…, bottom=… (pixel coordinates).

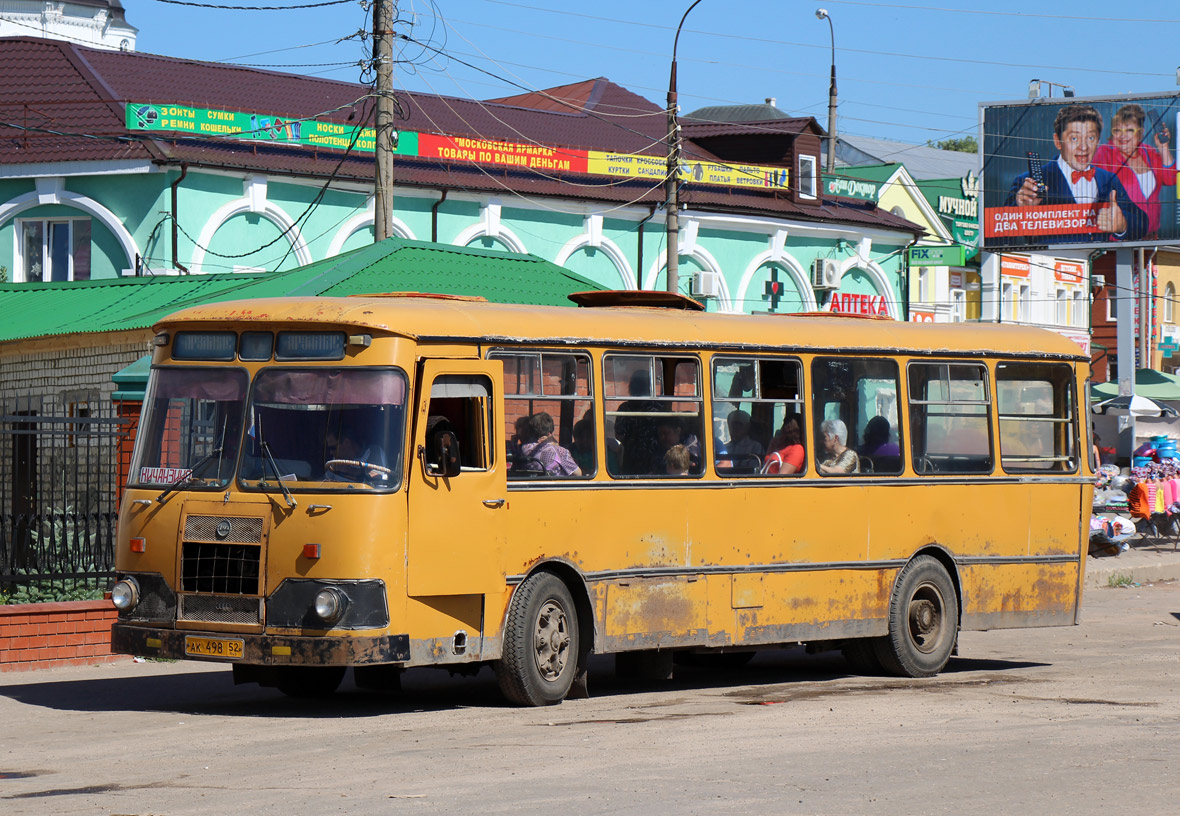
left=0, top=37, right=921, bottom=236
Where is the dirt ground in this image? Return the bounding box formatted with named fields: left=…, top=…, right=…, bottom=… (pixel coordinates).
left=1, top=583, right=1177, bottom=815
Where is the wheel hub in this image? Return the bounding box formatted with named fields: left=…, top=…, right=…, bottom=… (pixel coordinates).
left=533, top=600, right=570, bottom=681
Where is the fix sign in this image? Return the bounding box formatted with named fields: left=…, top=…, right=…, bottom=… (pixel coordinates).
left=827, top=292, right=891, bottom=317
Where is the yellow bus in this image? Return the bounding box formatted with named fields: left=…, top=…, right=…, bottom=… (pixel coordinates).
left=111, top=291, right=1093, bottom=705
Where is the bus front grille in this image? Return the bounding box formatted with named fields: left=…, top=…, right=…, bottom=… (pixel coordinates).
left=184, top=515, right=264, bottom=543
left=181, top=541, right=261, bottom=594
left=178, top=594, right=262, bottom=625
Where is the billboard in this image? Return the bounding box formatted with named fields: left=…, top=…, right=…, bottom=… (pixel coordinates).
left=981, top=92, right=1180, bottom=250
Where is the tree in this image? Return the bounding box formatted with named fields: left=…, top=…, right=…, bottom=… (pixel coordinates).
left=927, top=136, right=978, bottom=153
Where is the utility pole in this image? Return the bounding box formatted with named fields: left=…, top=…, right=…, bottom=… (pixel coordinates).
left=373, top=0, right=394, bottom=242
left=665, top=71, right=680, bottom=294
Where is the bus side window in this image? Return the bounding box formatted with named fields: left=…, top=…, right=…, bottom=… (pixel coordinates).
left=491, top=350, right=594, bottom=479
left=996, top=362, right=1077, bottom=473
left=908, top=362, right=992, bottom=474
left=713, top=356, right=805, bottom=477
left=812, top=357, right=901, bottom=476
left=605, top=353, right=702, bottom=478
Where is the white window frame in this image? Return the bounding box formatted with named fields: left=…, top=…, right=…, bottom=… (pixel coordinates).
left=950, top=289, right=966, bottom=322
left=1165, top=283, right=1176, bottom=324
left=1105, top=280, right=1118, bottom=322
left=917, top=267, right=930, bottom=303
left=797, top=154, right=817, bottom=200
left=1002, top=281, right=1014, bottom=320
left=1017, top=283, right=1031, bottom=323
left=1072, top=290, right=1086, bottom=327
left=1055, top=288, right=1068, bottom=326
left=15, top=216, right=91, bottom=283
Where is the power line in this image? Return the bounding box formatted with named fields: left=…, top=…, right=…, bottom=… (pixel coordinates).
left=146, top=0, right=355, bottom=10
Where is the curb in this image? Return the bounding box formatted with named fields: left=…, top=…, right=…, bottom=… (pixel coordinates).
left=1086, top=549, right=1180, bottom=588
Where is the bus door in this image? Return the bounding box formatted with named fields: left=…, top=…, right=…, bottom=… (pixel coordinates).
left=407, top=359, right=507, bottom=596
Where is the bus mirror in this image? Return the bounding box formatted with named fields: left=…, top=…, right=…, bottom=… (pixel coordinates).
left=426, top=430, right=461, bottom=478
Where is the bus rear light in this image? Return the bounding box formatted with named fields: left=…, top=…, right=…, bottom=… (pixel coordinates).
left=302, top=543, right=321, bottom=559
left=130, top=537, right=146, bottom=553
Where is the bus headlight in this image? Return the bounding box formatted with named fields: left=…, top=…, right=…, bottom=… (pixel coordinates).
left=313, top=587, right=348, bottom=625
left=111, top=577, right=141, bottom=612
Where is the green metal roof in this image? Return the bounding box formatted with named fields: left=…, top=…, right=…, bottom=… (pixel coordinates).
left=829, top=163, right=903, bottom=184
left=913, top=177, right=968, bottom=209
left=0, top=238, right=604, bottom=343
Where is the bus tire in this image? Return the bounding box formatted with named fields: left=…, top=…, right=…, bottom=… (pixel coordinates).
left=841, top=639, right=885, bottom=675
left=275, top=666, right=346, bottom=698
left=874, top=555, right=958, bottom=678
left=496, top=572, right=579, bottom=706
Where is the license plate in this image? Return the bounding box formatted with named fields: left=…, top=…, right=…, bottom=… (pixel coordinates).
left=184, top=636, right=244, bottom=659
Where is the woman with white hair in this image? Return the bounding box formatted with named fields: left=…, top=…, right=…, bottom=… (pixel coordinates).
left=818, top=418, right=859, bottom=475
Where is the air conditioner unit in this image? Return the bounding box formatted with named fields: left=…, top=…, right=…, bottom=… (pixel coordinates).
left=692, top=271, right=721, bottom=299
left=812, top=257, right=842, bottom=290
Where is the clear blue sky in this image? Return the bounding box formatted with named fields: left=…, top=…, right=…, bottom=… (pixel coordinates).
left=126, top=0, right=1180, bottom=147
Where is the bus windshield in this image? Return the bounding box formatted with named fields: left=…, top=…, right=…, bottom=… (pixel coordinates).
left=131, top=366, right=248, bottom=488
left=239, top=368, right=408, bottom=491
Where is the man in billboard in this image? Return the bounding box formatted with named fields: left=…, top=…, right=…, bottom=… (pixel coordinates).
left=1005, top=104, right=1147, bottom=243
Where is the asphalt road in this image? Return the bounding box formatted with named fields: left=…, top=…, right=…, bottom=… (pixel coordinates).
left=1, top=583, right=1178, bottom=816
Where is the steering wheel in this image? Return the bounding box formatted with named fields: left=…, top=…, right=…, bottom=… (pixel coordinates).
left=325, top=458, right=392, bottom=478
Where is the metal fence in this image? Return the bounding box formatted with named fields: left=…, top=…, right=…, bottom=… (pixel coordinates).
left=0, top=395, right=130, bottom=595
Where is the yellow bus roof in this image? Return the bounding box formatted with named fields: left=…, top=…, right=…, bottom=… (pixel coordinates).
left=157, top=295, right=1088, bottom=361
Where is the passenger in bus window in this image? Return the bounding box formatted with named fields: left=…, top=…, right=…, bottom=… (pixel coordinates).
left=859, top=416, right=900, bottom=458
left=509, top=415, right=530, bottom=465
left=664, top=444, right=691, bottom=476
left=653, top=417, right=701, bottom=474
left=763, top=413, right=805, bottom=475
left=817, top=418, right=859, bottom=474
left=724, top=409, right=764, bottom=466
left=615, top=370, right=661, bottom=475
left=571, top=417, right=597, bottom=474
left=518, top=412, right=582, bottom=477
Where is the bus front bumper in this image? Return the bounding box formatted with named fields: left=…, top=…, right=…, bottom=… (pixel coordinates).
left=111, top=623, right=410, bottom=666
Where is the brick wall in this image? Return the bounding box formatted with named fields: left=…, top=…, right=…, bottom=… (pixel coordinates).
left=0, top=600, right=121, bottom=671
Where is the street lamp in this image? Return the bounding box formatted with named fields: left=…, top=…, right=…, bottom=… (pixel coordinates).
left=666, top=0, right=705, bottom=295
left=816, top=8, right=837, bottom=173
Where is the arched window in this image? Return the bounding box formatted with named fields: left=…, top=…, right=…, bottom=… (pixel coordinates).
left=1166, top=283, right=1175, bottom=324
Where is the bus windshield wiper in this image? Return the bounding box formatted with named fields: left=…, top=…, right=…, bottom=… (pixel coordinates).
left=256, top=416, right=297, bottom=509
left=155, top=417, right=229, bottom=505
left=155, top=446, right=221, bottom=504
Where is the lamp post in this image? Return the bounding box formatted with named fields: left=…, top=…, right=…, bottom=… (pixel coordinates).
left=666, top=0, right=704, bottom=295
left=816, top=8, right=837, bottom=173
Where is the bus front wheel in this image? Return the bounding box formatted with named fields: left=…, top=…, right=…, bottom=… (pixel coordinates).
left=874, top=555, right=958, bottom=678
left=496, top=572, right=579, bottom=706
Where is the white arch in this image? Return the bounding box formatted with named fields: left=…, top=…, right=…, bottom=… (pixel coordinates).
left=553, top=234, right=636, bottom=290
left=0, top=188, right=140, bottom=276
left=451, top=222, right=527, bottom=254
left=734, top=250, right=819, bottom=313
left=191, top=197, right=312, bottom=274
left=818, top=257, right=902, bottom=320
left=326, top=210, right=415, bottom=258
left=644, top=245, right=732, bottom=311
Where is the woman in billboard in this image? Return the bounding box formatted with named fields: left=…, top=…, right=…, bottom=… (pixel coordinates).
left=1093, top=104, right=1176, bottom=237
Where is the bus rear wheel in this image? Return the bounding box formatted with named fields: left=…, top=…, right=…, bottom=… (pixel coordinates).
left=874, top=555, right=958, bottom=678
left=496, top=572, right=579, bottom=706
left=275, top=666, right=346, bottom=698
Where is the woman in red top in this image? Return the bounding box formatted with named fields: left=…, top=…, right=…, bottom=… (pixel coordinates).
left=763, top=413, right=804, bottom=475
left=1093, top=103, right=1175, bottom=236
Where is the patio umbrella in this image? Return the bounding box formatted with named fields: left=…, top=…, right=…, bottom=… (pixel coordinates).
left=1092, top=394, right=1180, bottom=417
